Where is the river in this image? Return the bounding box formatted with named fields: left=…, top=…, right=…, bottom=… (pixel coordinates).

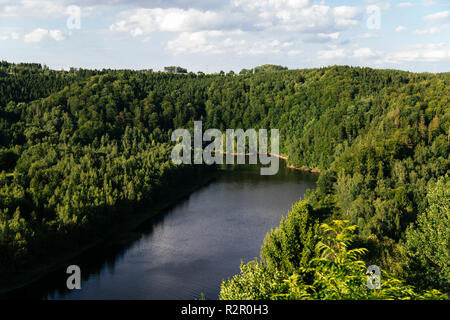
left=6, top=161, right=316, bottom=300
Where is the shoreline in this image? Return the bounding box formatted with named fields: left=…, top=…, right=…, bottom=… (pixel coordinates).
left=0, top=156, right=320, bottom=296
left=268, top=153, right=320, bottom=173
left=214, top=151, right=321, bottom=174
left=0, top=172, right=217, bottom=296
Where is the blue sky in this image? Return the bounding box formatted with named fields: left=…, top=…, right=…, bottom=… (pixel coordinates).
left=0, top=0, right=449, bottom=72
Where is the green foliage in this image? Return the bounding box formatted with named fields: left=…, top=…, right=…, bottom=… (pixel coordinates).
left=261, top=201, right=318, bottom=273
left=220, top=220, right=447, bottom=300
left=219, top=260, right=287, bottom=300
left=404, top=176, right=450, bottom=291
left=254, top=65, right=288, bottom=73
left=0, top=148, right=19, bottom=172
left=0, top=62, right=448, bottom=296
left=0, top=64, right=213, bottom=275
left=0, top=61, right=102, bottom=108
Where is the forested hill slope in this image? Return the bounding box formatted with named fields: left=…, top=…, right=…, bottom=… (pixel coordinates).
left=0, top=61, right=106, bottom=107
left=0, top=64, right=448, bottom=292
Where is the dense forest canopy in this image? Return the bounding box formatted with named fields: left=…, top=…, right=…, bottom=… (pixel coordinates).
left=0, top=61, right=448, bottom=297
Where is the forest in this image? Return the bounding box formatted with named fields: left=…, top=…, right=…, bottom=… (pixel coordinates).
left=0, top=61, right=448, bottom=298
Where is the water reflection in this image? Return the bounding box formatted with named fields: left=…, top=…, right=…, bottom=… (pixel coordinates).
left=3, top=161, right=317, bottom=300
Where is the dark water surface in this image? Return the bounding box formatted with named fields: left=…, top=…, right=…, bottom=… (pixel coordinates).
left=8, top=161, right=316, bottom=300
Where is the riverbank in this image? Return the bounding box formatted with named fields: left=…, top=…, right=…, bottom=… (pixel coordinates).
left=268, top=153, right=321, bottom=174
left=214, top=151, right=321, bottom=174
left=0, top=157, right=318, bottom=296
left=4, top=160, right=317, bottom=300
left=0, top=170, right=217, bottom=296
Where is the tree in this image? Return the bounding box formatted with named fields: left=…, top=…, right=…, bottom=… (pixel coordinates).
left=404, top=176, right=450, bottom=291
left=261, top=201, right=318, bottom=273
left=220, top=220, right=446, bottom=300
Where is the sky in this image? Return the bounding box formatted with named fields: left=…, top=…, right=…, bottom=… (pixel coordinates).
left=0, top=0, right=449, bottom=73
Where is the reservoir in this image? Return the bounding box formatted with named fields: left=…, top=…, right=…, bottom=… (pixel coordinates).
left=6, top=160, right=316, bottom=300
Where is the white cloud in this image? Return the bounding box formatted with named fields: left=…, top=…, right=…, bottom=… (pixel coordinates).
left=333, top=6, right=362, bottom=28
left=424, top=10, right=450, bottom=22
left=395, top=26, right=406, bottom=32
left=167, top=31, right=238, bottom=55
left=24, top=28, right=66, bottom=43
left=264, top=4, right=361, bottom=32
left=0, top=0, right=94, bottom=18
left=110, top=8, right=228, bottom=35
left=364, top=1, right=392, bottom=11
left=110, top=1, right=363, bottom=38
left=49, top=30, right=65, bottom=41
left=414, top=27, right=441, bottom=35
left=24, top=28, right=48, bottom=42
left=287, top=49, right=302, bottom=55
left=0, top=1, right=64, bottom=17
left=317, top=42, right=449, bottom=64
left=353, top=47, right=377, bottom=58
left=0, top=30, right=20, bottom=40
left=317, top=32, right=340, bottom=40
left=317, top=46, right=349, bottom=60
left=166, top=30, right=294, bottom=56
left=415, top=10, right=450, bottom=35
left=382, top=43, right=450, bottom=63
left=231, top=0, right=311, bottom=11
left=356, top=32, right=380, bottom=39
left=422, top=0, right=440, bottom=7
left=396, top=2, right=413, bottom=8
left=11, top=31, right=20, bottom=40
left=318, top=46, right=380, bottom=60
left=108, top=1, right=364, bottom=60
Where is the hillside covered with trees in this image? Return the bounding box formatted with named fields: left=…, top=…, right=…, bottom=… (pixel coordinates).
left=0, top=61, right=448, bottom=297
